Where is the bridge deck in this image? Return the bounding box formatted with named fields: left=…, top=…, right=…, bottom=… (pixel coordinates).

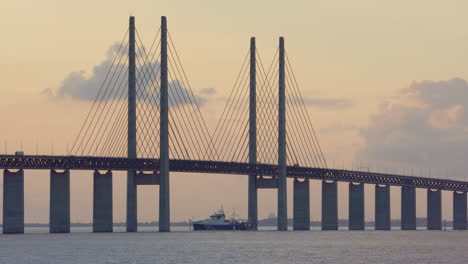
left=0, top=155, right=467, bottom=192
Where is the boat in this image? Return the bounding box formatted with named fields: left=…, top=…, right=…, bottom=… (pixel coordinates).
left=192, top=208, right=249, bottom=230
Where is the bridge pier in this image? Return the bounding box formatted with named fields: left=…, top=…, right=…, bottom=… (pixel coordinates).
left=322, top=180, right=338, bottom=230
left=349, top=182, right=365, bottom=230
left=248, top=176, right=258, bottom=230
left=293, top=179, right=310, bottom=230
left=126, top=172, right=137, bottom=232
left=3, top=169, right=24, bottom=234
left=401, top=185, right=416, bottom=230
left=453, top=191, right=467, bottom=230
left=375, top=184, right=391, bottom=230
left=93, top=170, right=113, bottom=232
left=49, top=170, right=70, bottom=233
left=427, top=189, right=442, bottom=230
left=136, top=171, right=160, bottom=185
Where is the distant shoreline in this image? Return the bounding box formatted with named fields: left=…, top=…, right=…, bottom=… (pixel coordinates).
left=5, top=217, right=453, bottom=228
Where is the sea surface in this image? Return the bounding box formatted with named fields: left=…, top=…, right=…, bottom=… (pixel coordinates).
left=0, top=227, right=466, bottom=264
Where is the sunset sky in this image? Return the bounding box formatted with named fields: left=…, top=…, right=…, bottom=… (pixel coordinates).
left=1, top=0, right=468, bottom=223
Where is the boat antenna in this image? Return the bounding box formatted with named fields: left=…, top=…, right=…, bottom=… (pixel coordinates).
left=231, top=208, right=237, bottom=221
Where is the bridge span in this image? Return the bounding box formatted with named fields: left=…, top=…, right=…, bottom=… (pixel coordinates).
left=1, top=154, right=467, bottom=234
left=1, top=155, right=468, bottom=192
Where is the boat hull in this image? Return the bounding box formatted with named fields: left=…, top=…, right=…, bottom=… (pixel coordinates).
left=193, top=223, right=248, bottom=231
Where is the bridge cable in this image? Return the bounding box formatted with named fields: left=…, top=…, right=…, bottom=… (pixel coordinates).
left=284, top=60, right=323, bottom=167
left=168, top=32, right=217, bottom=160
left=78, top=41, right=128, bottom=155
left=208, top=51, right=249, bottom=161
left=138, top=29, right=201, bottom=160
left=168, top=45, right=213, bottom=160
left=80, top=48, right=128, bottom=156
left=285, top=87, right=315, bottom=166
left=257, top=49, right=280, bottom=164
left=71, top=29, right=129, bottom=155
left=285, top=52, right=327, bottom=167
left=257, top=50, right=281, bottom=164
left=282, top=60, right=320, bottom=167
left=256, top=49, right=280, bottom=164
left=286, top=52, right=327, bottom=167
left=100, top=101, right=127, bottom=156
left=226, top=73, right=250, bottom=162
left=138, top=46, right=190, bottom=161
left=285, top=76, right=321, bottom=167
left=232, top=121, right=250, bottom=162
left=221, top=69, right=250, bottom=162
left=92, top=69, right=129, bottom=156
left=88, top=55, right=130, bottom=156
left=135, top=30, right=159, bottom=158
left=214, top=66, right=249, bottom=161
left=135, top=29, right=164, bottom=158
left=167, top=51, right=205, bottom=159
left=135, top=41, right=160, bottom=158
left=212, top=71, right=248, bottom=161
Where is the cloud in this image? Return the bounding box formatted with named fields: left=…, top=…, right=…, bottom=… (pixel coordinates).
left=199, top=88, right=217, bottom=95
left=299, top=97, right=353, bottom=109
left=319, top=122, right=359, bottom=134
left=357, top=78, right=468, bottom=176
left=45, top=43, right=207, bottom=107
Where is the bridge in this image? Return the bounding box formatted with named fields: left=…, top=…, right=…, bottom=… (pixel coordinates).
left=1, top=16, right=467, bottom=233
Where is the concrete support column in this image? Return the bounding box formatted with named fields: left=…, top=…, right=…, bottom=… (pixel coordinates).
left=126, top=15, right=138, bottom=232
left=453, top=191, right=467, bottom=230
left=49, top=170, right=70, bottom=233
left=322, top=181, right=338, bottom=230
left=93, top=170, right=113, bottom=232
left=401, top=185, right=416, bottom=230
left=293, top=179, right=310, bottom=230
left=159, top=16, right=170, bottom=232
left=349, top=182, right=365, bottom=230
left=375, top=185, right=391, bottom=230
left=248, top=37, right=258, bottom=230
left=277, top=36, right=287, bottom=231
left=3, top=169, right=24, bottom=234
left=427, top=189, right=442, bottom=230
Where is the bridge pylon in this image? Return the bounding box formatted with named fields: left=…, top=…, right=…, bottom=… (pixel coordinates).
left=159, top=16, right=170, bottom=232
left=248, top=37, right=258, bottom=230
left=126, top=15, right=138, bottom=232
left=277, top=37, right=287, bottom=231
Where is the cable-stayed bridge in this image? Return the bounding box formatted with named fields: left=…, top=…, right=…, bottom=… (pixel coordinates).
left=1, top=16, right=467, bottom=234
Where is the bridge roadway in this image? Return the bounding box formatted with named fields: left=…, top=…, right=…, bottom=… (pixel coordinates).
left=1, top=155, right=467, bottom=192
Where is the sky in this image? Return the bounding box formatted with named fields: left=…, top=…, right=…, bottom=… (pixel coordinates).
left=1, top=0, right=468, bottom=223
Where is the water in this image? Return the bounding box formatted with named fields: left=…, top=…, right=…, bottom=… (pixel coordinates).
left=0, top=227, right=467, bottom=263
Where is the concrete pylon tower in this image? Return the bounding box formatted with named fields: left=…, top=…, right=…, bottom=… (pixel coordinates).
left=126, top=16, right=138, bottom=232
left=248, top=37, right=258, bottom=230
left=159, top=16, right=170, bottom=232
left=277, top=37, right=288, bottom=231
